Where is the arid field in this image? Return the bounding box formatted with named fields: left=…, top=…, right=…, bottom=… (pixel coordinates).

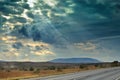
left=0, top=61, right=119, bottom=80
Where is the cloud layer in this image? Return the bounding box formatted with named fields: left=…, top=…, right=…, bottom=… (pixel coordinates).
left=0, top=35, right=55, bottom=61
left=0, top=0, right=120, bottom=61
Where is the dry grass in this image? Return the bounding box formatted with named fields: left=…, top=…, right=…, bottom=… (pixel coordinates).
left=0, top=66, right=99, bottom=80
left=0, top=70, right=35, bottom=80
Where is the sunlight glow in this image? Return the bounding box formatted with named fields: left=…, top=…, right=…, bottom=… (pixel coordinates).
left=21, top=9, right=33, bottom=23
left=27, top=0, right=36, bottom=7
left=44, top=0, right=58, bottom=7
left=34, top=50, right=54, bottom=56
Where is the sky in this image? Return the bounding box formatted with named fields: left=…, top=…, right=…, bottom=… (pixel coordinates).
left=0, top=0, right=120, bottom=62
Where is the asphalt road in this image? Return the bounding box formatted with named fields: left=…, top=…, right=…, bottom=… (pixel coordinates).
left=22, top=67, right=120, bottom=80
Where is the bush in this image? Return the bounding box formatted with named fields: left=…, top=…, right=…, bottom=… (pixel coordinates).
left=79, top=65, right=86, bottom=69
left=48, top=66, right=56, bottom=70
left=111, top=61, right=119, bottom=67
left=29, top=67, right=34, bottom=71
left=6, top=70, right=11, bottom=72
left=94, top=64, right=99, bottom=67
left=34, top=69, right=40, bottom=74
left=57, top=67, right=62, bottom=72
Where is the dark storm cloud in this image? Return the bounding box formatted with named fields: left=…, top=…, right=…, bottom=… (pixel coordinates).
left=19, top=25, right=41, bottom=41
left=73, top=0, right=120, bottom=18
left=12, top=42, right=23, bottom=49
left=35, top=46, right=42, bottom=50
left=48, top=0, right=120, bottom=43
left=18, top=22, right=68, bottom=46
left=60, top=20, right=120, bottom=43
left=85, top=20, right=120, bottom=40
left=0, top=0, right=120, bottom=61
left=10, top=0, right=120, bottom=45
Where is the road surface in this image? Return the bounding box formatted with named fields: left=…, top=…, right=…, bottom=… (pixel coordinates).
left=22, top=67, right=120, bottom=80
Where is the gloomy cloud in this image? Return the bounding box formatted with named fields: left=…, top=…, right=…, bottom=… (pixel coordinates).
left=0, top=0, right=120, bottom=61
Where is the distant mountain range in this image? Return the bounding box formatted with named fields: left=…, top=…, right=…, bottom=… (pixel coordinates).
left=50, top=58, right=101, bottom=63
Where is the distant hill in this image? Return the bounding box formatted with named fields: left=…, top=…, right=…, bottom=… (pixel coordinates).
left=50, top=58, right=101, bottom=63
left=0, top=60, right=6, bottom=62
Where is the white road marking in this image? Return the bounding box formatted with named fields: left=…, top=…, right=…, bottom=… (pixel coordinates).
left=115, top=76, right=120, bottom=80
